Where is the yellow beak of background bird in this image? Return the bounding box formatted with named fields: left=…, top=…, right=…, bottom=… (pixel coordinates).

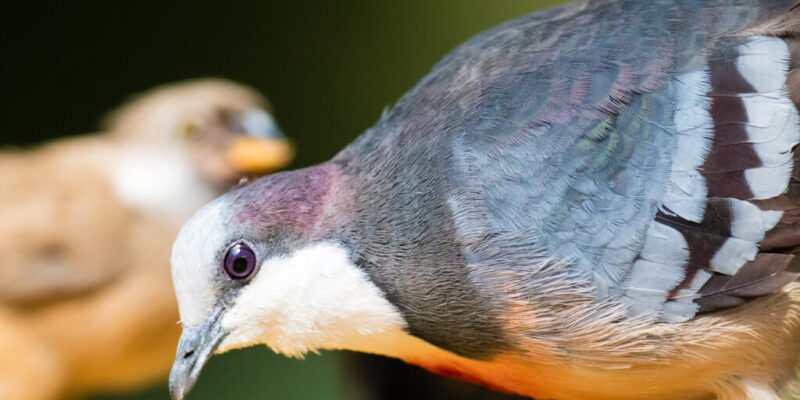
left=227, top=136, right=294, bottom=174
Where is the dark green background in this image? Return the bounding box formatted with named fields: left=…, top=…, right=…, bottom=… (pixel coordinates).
left=1, top=1, right=563, bottom=399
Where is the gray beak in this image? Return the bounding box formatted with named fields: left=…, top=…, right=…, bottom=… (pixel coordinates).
left=169, top=305, right=228, bottom=400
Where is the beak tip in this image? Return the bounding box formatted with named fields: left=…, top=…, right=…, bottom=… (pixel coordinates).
left=169, top=353, right=201, bottom=400
left=169, top=309, right=228, bottom=400
left=168, top=372, right=187, bottom=400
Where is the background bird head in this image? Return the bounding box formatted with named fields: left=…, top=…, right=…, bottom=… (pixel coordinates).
left=0, top=77, right=299, bottom=399
left=105, top=78, right=294, bottom=191
left=105, top=79, right=295, bottom=223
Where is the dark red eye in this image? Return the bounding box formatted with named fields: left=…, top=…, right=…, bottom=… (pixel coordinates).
left=223, top=243, right=257, bottom=280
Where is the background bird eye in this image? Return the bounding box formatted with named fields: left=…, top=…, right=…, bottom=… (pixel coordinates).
left=180, top=122, right=202, bottom=139
left=176, top=113, right=205, bottom=140
left=222, top=243, right=257, bottom=280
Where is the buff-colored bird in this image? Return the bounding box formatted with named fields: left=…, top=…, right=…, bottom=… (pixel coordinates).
left=0, top=79, right=294, bottom=400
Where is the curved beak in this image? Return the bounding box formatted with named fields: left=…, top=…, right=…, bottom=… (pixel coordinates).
left=169, top=305, right=228, bottom=400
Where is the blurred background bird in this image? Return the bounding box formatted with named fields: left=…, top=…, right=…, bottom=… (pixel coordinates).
left=0, top=79, right=293, bottom=400
left=0, top=2, right=567, bottom=399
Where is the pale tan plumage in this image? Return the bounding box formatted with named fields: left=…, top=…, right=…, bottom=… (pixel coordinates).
left=0, top=79, right=293, bottom=399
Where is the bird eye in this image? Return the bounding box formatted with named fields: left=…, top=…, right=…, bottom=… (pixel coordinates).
left=177, top=113, right=205, bottom=140
left=181, top=123, right=202, bottom=139
left=222, top=243, right=257, bottom=280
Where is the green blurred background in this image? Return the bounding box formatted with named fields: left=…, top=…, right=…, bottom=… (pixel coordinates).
left=1, top=1, right=564, bottom=399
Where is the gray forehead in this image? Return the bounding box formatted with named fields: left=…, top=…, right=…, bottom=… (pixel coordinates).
left=171, top=187, right=304, bottom=326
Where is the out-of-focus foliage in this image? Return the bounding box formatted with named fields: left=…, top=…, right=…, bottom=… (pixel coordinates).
left=94, top=349, right=348, bottom=400
left=1, top=1, right=564, bottom=399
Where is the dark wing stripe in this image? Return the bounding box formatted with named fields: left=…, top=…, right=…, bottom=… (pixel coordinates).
left=687, top=35, right=800, bottom=314
left=638, top=35, right=800, bottom=321
left=788, top=37, right=800, bottom=70
left=789, top=70, right=800, bottom=111
left=702, top=171, right=756, bottom=199
left=708, top=46, right=758, bottom=94
left=701, top=143, right=764, bottom=172
left=786, top=37, right=800, bottom=112
left=702, top=41, right=765, bottom=195
left=696, top=254, right=800, bottom=313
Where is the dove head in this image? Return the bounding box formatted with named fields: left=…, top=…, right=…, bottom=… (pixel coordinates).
left=167, top=164, right=408, bottom=399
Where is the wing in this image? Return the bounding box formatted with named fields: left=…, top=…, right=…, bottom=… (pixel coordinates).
left=474, top=0, right=800, bottom=322
left=0, top=138, right=130, bottom=305
left=349, top=0, right=800, bottom=323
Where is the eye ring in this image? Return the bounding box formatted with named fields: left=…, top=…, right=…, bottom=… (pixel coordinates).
left=222, top=241, right=258, bottom=280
